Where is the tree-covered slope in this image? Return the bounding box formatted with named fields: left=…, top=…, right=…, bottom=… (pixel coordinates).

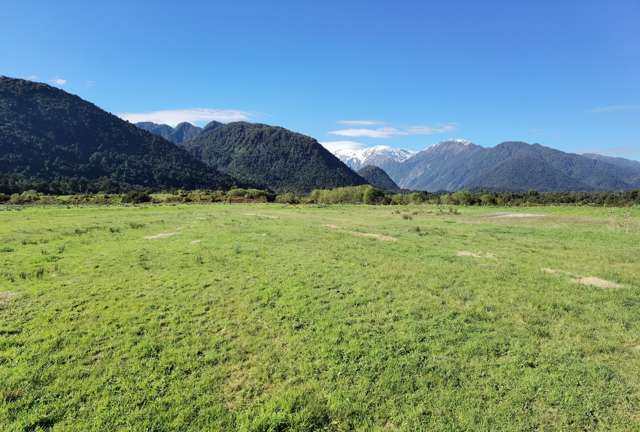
left=182, top=122, right=367, bottom=193
left=0, top=76, right=238, bottom=192
left=357, top=165, right=401, bottom=192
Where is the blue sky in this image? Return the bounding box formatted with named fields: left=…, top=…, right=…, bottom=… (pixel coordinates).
left=2, top=0, right=639, bottom=159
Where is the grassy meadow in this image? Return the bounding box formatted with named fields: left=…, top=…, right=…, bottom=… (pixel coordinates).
left=1, top=203, right=640, bottom=431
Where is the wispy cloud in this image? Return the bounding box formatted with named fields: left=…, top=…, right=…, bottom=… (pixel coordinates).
left=329, top=123, right=456, bottom=138
left=407, top=124, right=456, bottom=135
left=338, top=120, right=383, bottom=126
left=319, top=140, right=367, bottom=152
left=329, top=127, right=405, bottom=138
left=117, top=108, right=253, bottom=127
left=591, top=105, right=640, bottom=113
left=49, top=77, right=67, bottom=86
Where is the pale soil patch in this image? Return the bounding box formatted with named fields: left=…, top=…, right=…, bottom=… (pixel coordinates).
left=190, top=239, right=202, bottom=245
left=350, top=232, right=398, bottom=242
left=324, top=224, right=397, bottom=241
left=542, top=268, right=624, bottom=289
left=457, top=251, right=495, bottom=259
left=490, top=212, right=545, bottom=219
left=243, top=213, right=278, bottom=219
left=572, top=276, right=623, bottom=289
left=0, top=291, right=16, bottom=304
left=144, top=232, right=178, bottom=240
left=542, top=268, right=570, bottom=275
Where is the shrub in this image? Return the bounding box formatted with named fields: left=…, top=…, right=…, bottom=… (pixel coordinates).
left=363, top=187, right=386, bottom=205
left=122, top=190, right=151, bottom=204
left=275, top=192, right=300, bottom=204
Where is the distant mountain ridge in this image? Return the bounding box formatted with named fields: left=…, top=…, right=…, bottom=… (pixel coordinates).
left=0, top=76, right=239, bottom=192
left=357, top=166, right=400, bottom=192
left=181, top=122, right=368, bottom=193
left=333, top=140, right=640, bottom=192
left=136, top=121, right=214, bottom=144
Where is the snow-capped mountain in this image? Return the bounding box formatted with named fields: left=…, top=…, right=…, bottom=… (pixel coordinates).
left=333, top=145, right=416, bottom=171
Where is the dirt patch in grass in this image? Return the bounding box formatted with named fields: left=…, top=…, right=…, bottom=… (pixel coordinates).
left=0, top=291, right=17, bottom=305
left=243, top=213, right=278, bottom=219
left=542, top=268, right=624, bottom=289
left=350, top=232, right=398, bottom=242
left=457, top=251, right=495, bottom=259
left=190, top=239, right=202, bottom=245
left=324, top=224, right=397, bottom=241
left=572, top=276, right=623, bottom=289
left=144, top=232, right=179, bottom=240
left=542, top=268, right=570, bottom=275
left=490, top=212, right=546, bottom=219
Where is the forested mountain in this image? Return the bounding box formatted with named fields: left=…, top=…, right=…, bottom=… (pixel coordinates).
left=357, top=165, right=400, bottom=192
left=182, top=122, right=368, bottom=193
left=136, top=121, right=203, bottom=144
left=0, top=76, right=239, bottom=193
left=340, top=139, right=640, bottom=192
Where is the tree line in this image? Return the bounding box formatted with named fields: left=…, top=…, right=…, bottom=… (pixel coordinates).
left=1, top=185, right=639, bottom=207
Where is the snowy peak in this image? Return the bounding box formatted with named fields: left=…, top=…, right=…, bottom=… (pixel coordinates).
left=333, top=145, right=416, bottom=170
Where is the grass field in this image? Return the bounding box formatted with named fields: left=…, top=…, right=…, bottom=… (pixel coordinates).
left=1, top=203, right=640, bottom=431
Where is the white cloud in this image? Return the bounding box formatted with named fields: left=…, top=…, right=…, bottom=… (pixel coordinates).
left=407, top=124, right=456, bottom=135
left=319, top=140, right=367, bottom=152
left=329, top=123, right=457, bottom=138
left=591, top=105, right=640, bottom=113
left=338, top=120, right=383, bottom=126
left=117, top=108, right=253, bottom=127
left=49, top=78, right=67, bottom=86
left=329, top=127, right=406, bottom=138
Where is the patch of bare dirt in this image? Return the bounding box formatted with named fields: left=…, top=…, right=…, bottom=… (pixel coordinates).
left=572, top=276, right=623, bottom=289
left=542, top=268, right=570, bottom=275
left=457, top=251, right=495, bottom=259
left=490, top=212, right=546, bottom=219
left=542, top=268, right=625, bottom=289
left=350, top=232, right=398, bottom=242
left=144, top=232, right=178, bottom=240
left=324, top=224, right=397, bottom=241
left=0, top=291, right=16, bottom=305
left=243, top=213, right=278, bottom=219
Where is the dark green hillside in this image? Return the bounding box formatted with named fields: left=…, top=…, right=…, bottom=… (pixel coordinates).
left=357, top=165, right=401, bottom=192
left=182, top=122, right=367, bottom=193
left=0, top=76, right=238, bottom=193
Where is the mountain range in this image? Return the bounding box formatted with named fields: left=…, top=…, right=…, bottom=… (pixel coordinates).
left=0, top=76, right=239, bottom=192
left=136, top=121, right=204, bottom=144
left=333, top=140, right=640, bottom=192
left=1, top=75, right=638, bottom=195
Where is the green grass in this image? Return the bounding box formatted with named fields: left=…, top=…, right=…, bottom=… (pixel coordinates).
left=1, top=204, right=639, bottom=431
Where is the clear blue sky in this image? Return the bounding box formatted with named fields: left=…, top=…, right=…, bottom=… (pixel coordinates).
left=2, top=0, right=639, bottom=159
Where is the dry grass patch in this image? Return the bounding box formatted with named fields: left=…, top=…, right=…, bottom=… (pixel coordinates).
left=0, top=291, right=16, bottom=305
left=572, top=276, right=624, bottom=289
left=324, top=224, right=397, bottom=241
left=243, top=213, right=278, bottom=219
left=144, top=232, right=179, bottom=240
left=489, top=212, right=546, bottom=219
left=457, top=251, right=495, bottom=259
